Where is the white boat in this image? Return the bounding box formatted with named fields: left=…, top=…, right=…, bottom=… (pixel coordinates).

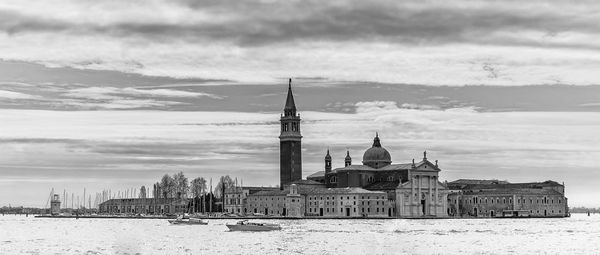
left=226, top=220, right=281, bottom=231
left=168, top=216, right=208, bottom=225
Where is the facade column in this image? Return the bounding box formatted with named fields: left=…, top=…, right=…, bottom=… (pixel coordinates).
left=410, top=175, right=415, bottom=216
left=434, top=176, right=439, bottom=216
left=417, top=175, right=421, bottom=215
left=428, top=176, right=432, bottom=215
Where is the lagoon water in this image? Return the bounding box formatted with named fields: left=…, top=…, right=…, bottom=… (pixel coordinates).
left=1, top=214, right=600, bottom=254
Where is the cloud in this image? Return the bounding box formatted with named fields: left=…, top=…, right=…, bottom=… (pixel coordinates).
left=1, top=1, right=600, bottom=85
left=52, top=86, right=223, bottom=109
left=64, top=86, right=221, bottom=99
left=0, top=90, right=39, bottom=99
left=2, top=1, right=600, bottom=48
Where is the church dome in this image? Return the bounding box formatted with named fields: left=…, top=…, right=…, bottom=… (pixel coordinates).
left=362, top=134, right=391, bottom=168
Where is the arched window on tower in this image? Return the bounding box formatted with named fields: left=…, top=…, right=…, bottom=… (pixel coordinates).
left=330, top=176, right=337, bottom=183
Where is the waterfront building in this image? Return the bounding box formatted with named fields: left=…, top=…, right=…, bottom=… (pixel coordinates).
left=50, top=194, right=61, bottom=216
left=244, top=184, right=389, bottom=217
left=446, top=180, right=569, bottom=217
left=224, top=186, right=279, bottom=214
left=98, top=198, right=188, bottom=214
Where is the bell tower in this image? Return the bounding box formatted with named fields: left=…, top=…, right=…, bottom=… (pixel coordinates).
left=345, top=150, right=352, bottom=167
left=325, top=149, right=332, bottom=174
left=279, top=78, right=302, bottom=189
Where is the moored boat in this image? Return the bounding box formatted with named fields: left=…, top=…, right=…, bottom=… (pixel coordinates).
left=168, top=216, right=208, bottom=225
left=226, top=220, right=281, bottom=231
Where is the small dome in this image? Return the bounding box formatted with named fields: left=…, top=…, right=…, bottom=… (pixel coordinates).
left=362, top=134, right=391, bottom=168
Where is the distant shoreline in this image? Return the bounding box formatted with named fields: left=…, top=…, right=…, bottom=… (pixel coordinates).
left=31, top=215, right=572, bottom=220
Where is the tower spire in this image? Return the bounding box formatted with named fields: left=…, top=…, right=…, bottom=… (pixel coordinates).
left=284, top=78, right=297, bottom=116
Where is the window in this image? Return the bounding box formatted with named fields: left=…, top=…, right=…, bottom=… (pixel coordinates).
left=387, top=176, right=394, bottom=181
left=330, top=176, right=337, bottom=183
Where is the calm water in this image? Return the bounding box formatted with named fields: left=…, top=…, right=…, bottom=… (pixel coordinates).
left=1, top=214, right=599, bottom=254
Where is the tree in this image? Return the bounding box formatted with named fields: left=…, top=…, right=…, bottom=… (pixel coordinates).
left=214, top=175, right=235, bottom=198
left=173, top=171, right=189, bottom=199
left=191, top=177, right=207, bottom=198
left=153, top=182, right=161, bottom=199
left=160, top=174, right=175, bottom=198
left=139, top=186, right=147, bottom=199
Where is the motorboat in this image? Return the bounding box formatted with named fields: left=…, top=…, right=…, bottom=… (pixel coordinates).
left=226, top=220, right=281, bottom=231
left=168, top=216, right=208, bottom=225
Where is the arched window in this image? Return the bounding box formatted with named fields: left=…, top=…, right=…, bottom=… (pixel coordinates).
left=330, top=176, right=337, bottom=183
left=387, top=176, right=394, bottom=181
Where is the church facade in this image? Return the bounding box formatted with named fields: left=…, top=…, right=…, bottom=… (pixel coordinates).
left=307, top=135, right=449, bottom=218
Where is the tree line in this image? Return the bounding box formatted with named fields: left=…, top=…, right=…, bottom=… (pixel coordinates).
left=150, top=171, right=238, bottom=200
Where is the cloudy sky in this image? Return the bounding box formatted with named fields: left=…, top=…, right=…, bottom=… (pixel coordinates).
left=1, top=0, right=600, bottom=207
